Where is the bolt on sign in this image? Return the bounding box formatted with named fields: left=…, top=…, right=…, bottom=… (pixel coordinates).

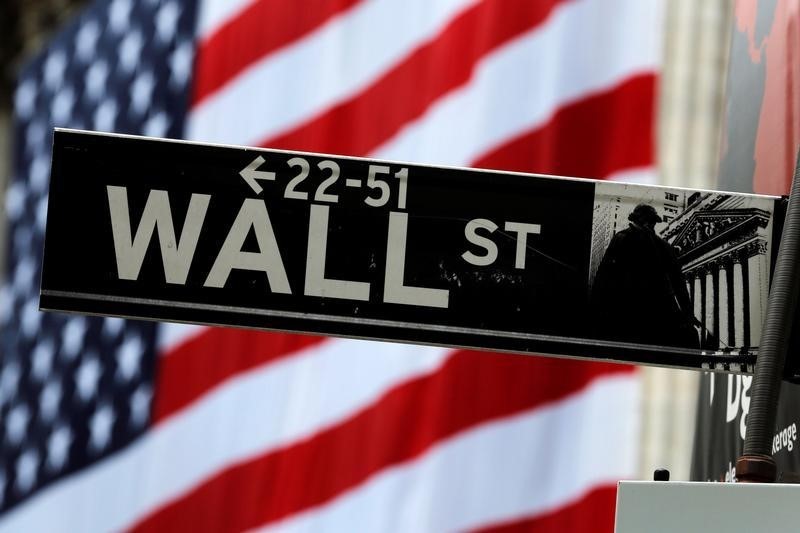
left=40, top=130, right=787, bottom=373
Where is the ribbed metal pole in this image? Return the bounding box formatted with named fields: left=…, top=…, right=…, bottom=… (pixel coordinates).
left=736, top=152, right=800, bottom=483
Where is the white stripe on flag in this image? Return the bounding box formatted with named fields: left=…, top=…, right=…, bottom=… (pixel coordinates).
left=371, top=0, right=662, bottom=165
left=196, top=0, right=257, bottom=39
left=186, top=0, right=479, bottom=145
left=0, top=340, right=452, bottom=533
left=156, top=322, right=206, bottom=353
left=254, top=374, right=640, bottom=533
left=607, top=168, right=658, bottom=184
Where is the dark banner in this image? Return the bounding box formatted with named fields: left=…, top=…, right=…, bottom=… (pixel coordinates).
left=691, top=0, right=800, bottom=481
left=41, top=129, right=784, bottom=371
left=692, top=372, right=800, bottom=481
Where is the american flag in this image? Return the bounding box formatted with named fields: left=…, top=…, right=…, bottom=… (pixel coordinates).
left=0, top=0, right=661, bottom=531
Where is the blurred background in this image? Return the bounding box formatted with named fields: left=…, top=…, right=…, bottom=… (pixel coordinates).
left=0, top=0, right=797, bottom=531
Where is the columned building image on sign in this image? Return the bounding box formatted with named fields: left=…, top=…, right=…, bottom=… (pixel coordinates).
left=590, top=182, right=775, bottom=357
left=661, top=193, right=774, bottom=354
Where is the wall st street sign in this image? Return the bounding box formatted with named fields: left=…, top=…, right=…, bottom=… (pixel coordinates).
left=40, top=130, right=787, bottom=373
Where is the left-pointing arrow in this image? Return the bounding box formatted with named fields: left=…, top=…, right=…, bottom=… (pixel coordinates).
left=239, top=155, right=276, bottom=194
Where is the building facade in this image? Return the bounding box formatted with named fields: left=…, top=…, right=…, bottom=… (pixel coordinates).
left=662, top=193, right=773, bottom=353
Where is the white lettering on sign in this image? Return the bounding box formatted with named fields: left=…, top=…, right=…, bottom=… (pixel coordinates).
left=504, top=221, right=542, bottom=269
left=725, top=374, right=741, bottom=423
left=772, top=422, right=798, bottom=454
left=724, top=461, right=736, bottom=483
left=725, top=374, right=752, bottom=440
left=107, top=186, right=450, bottom=308
left=461, top=217, right=541, bottom=269
left=204, top=198, right=291, bottom=293
left=256, top=158, right=410, bottom=209
left=462, top=219, right=498, bottom=267
left=239, top=155, right=276, bottom=194
left=305, top=204, right=370, bottom=301
left=106, top=186, right=209, bottom=284
left=364, top=165, right=391, bottom=208
left=384, top=211, right=449, bottom=308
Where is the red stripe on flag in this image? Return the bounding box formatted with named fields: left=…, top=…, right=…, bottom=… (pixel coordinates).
left=193, top=0, right=364, bottom=106
left=474, top=73, right=657, bottom=178
left=131, top=353, right=632, bottom=532
left=470, top=485, right=618, bottom=533
left=259, top=0, right=569, bottom=155
left=152, top=330, right=327, bottom=424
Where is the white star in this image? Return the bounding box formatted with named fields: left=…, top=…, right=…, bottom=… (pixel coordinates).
left=25, top=119, right=46, bottom=153
left=61, top=316, right=88, bottom=360
left=108, top=0, right=132, bottom=34
left=39, top=380, right=63, bottom=422
left=4, top=181, right=25, bottom=221
left=130, top=384, right=152, bottom=427
left=119, top=30, right=143, bottom=73
left=51, top=86, right=75, bottom=124
left=14, top=256, right=36, bottom=295
left=29, top=154, right=50, bottom=192
left=94, top=99, right=118, bottom=132
left=44, top=50, right=67, bottom=90
left=47, top=425, right=73, bottom=471
left=15, top=449, right=40, bottom=493
left=75, top=354, right=102, bottom=402
left=102, top=316, right=124, bottom=338
left=156, top=2, right=181, bottom=43
left=84, top=60, right=109, bottom=101
left=117, top=336, right=144, bottom=382
left=169, top=40, right=193, bottom=89
left=76, top=20, right=101, bottom=62
left=5, top=403, right=31, bottom=445
left=36, top=196, right=49, bottom=231
left=0, top=360, right=21, bottom=406
left=130, top=70, right=155, bottom=115
left=15, top=79, right=37, bottom=119
left=144, top=110, right=169, bottom=137
left=21, top=299, right=41, bottom=339
left=31, top=339, right=55, bottom=382
left=90, top=404, right=116, bottom=452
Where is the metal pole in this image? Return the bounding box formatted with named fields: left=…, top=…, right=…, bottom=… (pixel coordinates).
left=736, top=152, right=800, bottom=482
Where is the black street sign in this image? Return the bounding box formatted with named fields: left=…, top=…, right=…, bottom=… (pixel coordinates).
left=40, top=130, right=786, bottom=372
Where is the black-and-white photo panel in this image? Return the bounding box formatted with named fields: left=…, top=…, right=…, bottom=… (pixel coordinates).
left=590, top=182, right=775, bottom=357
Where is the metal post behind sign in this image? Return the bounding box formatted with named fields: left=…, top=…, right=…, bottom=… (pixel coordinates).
left=736, top=152, right=800, bottom=482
